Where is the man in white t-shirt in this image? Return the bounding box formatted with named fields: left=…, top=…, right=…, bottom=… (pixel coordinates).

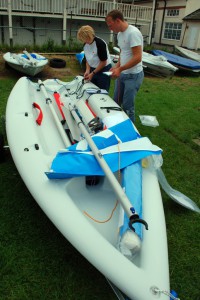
left=106, top=10, right=144, bottom=122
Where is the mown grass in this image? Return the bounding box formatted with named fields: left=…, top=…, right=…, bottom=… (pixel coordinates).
left=0, top=71, right=199, bottom=300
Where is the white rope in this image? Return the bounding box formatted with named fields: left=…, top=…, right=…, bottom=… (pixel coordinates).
left=150, top=286, right=180, bottom=300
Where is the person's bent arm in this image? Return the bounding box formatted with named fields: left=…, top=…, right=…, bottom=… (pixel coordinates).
left=112, top=45, right=142, bottom=78
left=93, top=60, right=107, bottom=74
left=84, top=61, right=91, bottom=79
left=85, top=60, right=107, bottom=81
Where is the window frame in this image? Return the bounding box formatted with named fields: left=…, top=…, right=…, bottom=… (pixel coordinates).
left=163, top=22, right=182, bottom=41
left=166, top=9, right=180, bottom=17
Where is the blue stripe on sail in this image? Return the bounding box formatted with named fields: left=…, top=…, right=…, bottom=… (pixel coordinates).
left=67, top=119, right=139, bottom=152
left=69, top=133, right=119, bottom=152
left=46, top=119, right=162, bottom=179
left=22, top=53, right=37, bottom=59
left=21, top=53, right=47, bottom=60
left=46, top=149, right=161, bottom=179
left=121, top=162, right=143, bottom=239
left=108, top=119, right=140, bottom=142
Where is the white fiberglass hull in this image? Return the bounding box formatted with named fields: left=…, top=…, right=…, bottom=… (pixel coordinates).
left=6, top=76, right=170, bottom=300
left=113, top=47, right=177, bottom=76
left=3, top=52, right=48, bottom=76
left=142, top=52, right=178, bottom=77
left=175, top=45, right=200, bottom=62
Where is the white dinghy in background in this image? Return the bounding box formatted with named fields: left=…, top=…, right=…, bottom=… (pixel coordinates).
left=113, top=47, right=178, bottom=77
left=142, top=51, right=178, bottom=77
left=6, top=75, right=181, bottom=300
left=3, top=50, right=48, bottom=76
left=174, top=45, right=200, bottom=62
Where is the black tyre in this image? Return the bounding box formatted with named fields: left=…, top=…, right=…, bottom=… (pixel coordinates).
left=49, top=58, right=66, bottom=68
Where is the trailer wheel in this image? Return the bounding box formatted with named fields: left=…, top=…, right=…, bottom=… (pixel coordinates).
left=50, top=58, right=66, bottom=68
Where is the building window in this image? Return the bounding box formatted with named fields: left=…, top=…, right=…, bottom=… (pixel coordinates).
left=163, top=22, right=182, bottom=40
left=167, top=9, right=179, bottom=17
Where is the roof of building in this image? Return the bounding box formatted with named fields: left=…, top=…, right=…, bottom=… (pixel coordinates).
left=183, top=8, right=200, bottom=21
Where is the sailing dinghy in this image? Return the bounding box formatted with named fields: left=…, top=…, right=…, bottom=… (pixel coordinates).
left=6, top=75, right=176, bottom=300
left=174, top=46, right=200, bottom=62
left=151, top=49, right=200, bottom=73
left=113, top=47, right=178, bottom=77
left=3, top=50, right=48, bottom=76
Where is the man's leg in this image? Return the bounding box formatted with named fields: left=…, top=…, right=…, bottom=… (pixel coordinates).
left=122, top=72, right=144, bottom=122
left=114, top=76, right=124, bottom=106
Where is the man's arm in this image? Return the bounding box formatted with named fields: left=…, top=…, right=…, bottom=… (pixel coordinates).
left=111, top=45, right=142, bottom=78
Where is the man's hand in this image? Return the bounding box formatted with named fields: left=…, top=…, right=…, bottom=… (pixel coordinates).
left=111, top=67, right=121, bottom=78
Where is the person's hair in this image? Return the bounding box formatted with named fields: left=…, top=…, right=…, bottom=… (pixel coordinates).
left=106, top=10, right=124, bottom=21
left=77, top=25, right=95, bottom=43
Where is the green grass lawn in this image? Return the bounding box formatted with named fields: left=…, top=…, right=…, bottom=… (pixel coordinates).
left=0, top=72, right=199, bottom=300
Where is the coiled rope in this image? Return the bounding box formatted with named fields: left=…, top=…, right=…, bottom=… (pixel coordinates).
left=83, top=141, right=121, bottom=223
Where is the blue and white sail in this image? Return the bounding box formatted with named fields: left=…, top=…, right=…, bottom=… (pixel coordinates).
left=46, top=119, right=162, bottom=179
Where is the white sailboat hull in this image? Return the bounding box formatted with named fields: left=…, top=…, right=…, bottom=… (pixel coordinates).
left=6, top=76, right=170, bottom=300
left=3, top=52, right=48, bottom=76
left=175, top=45, right=200, bottom=62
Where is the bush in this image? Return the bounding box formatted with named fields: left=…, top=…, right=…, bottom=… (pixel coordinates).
left=0, top=37, right=83, bottom=54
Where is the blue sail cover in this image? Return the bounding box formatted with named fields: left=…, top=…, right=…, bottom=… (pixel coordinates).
left=151, top=49, right=200, bottom=70
left=46, top=119, right=162, bottom=179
